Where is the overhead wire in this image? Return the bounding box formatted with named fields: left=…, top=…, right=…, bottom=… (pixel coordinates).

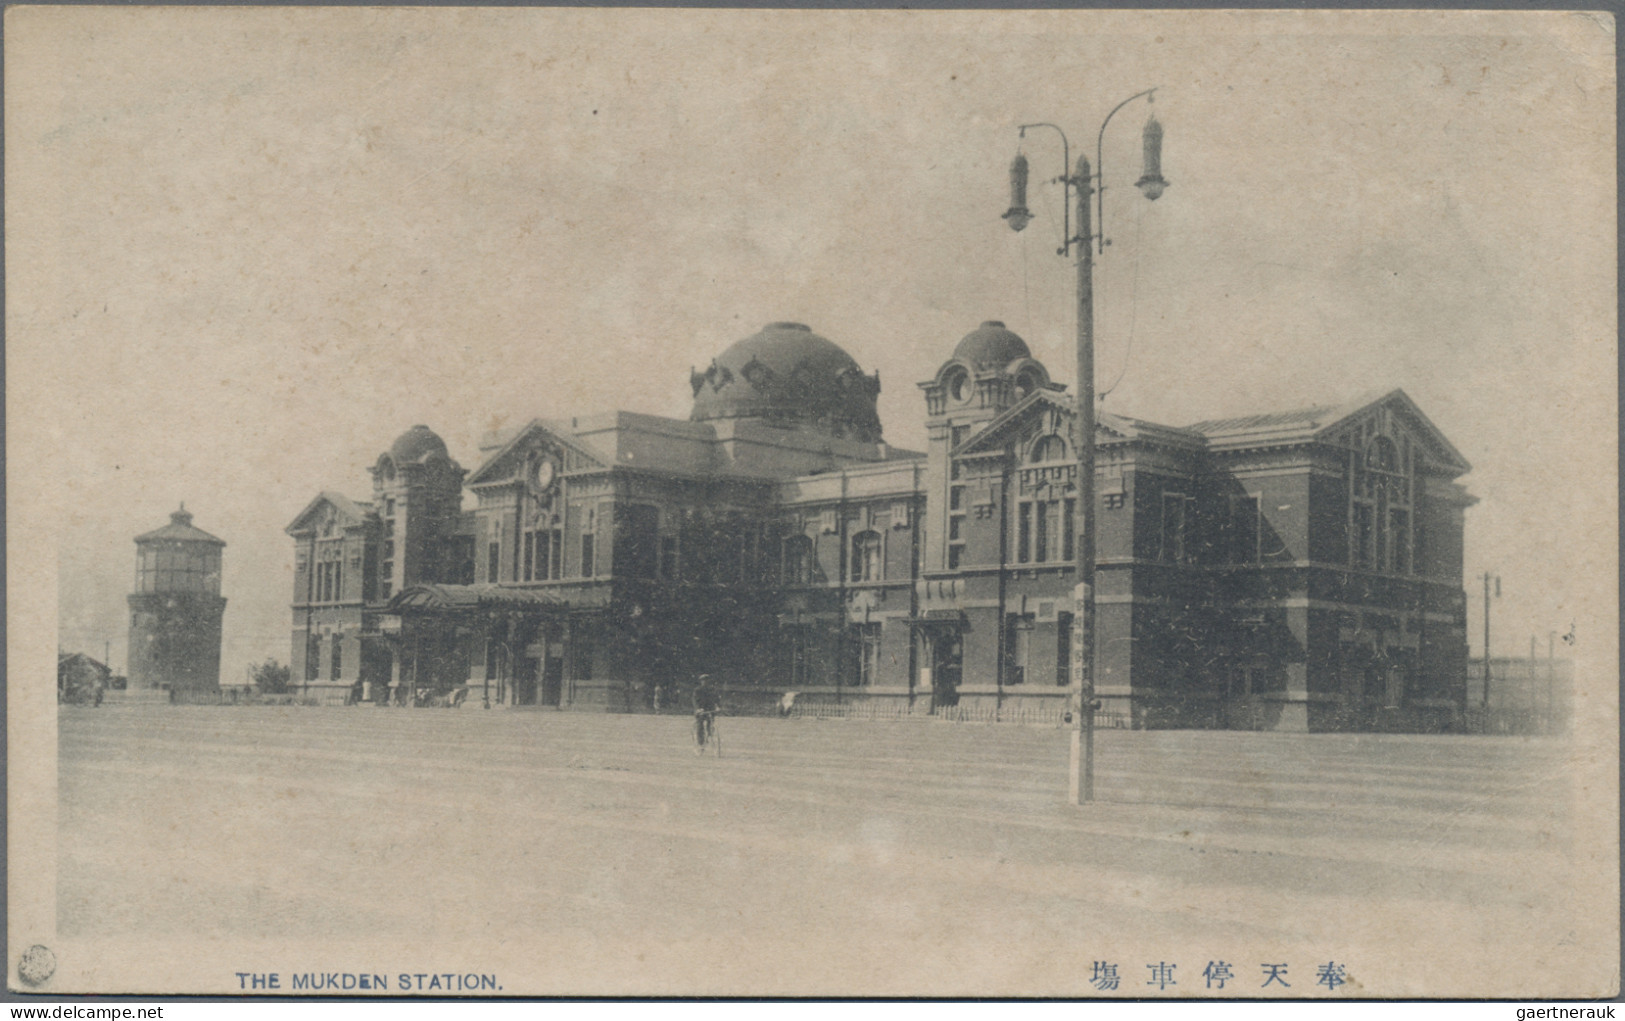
left=1100, top=193, right=1145, bottom=403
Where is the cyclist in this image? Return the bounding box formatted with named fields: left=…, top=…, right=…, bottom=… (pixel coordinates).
left=692, top=674, right=721, bottom=754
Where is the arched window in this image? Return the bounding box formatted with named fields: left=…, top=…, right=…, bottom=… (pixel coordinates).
left=851, top=530, right=883, bottom=583
left=1352, top=432, right=1413, bottom=574
left=1029, top=434, right=1067, bottom=463
left=782, top=534, right=814, bottom=585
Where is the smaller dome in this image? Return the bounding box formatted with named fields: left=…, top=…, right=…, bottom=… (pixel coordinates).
left=390, top=424, right=448, bottom=465
left=953, top=321, right=1031, bottom=369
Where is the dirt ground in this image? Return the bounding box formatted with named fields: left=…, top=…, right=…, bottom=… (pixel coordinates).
left=55, top=704, right=1613, bottom=997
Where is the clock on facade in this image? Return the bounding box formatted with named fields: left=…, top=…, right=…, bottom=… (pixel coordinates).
left=531, top=456, right=556, bottom=492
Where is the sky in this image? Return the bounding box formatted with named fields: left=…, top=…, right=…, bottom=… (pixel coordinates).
left=9, top=8, right=1616, bottom=685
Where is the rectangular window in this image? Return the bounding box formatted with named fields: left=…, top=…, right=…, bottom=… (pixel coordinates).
left=1062, top=499, right=1076, bottom=562
left=523, top=532, right=536, bottom=581
left=788, top=630, right=812, bottom=687
left=1161, top=494, right=1186, bottom=563
left=331, top=636, right=343, bottom=680
left=1390, top=508, right=1410, bottom=574
left=1232, top=495, right=1260, bottom=563
left=1374, top=494, right=1388, bottom=573
left=855, top=623, right=882, bottom=686
left=948, top=516, right=962, bottom=541
left=1017, top=503, right=1032, bottom=564
left=488, top=542, right=501, bottom=583
left=1034, top=500, right=1049, bottom=562
left=950, top=486, right=963, bottom=511
left=581, top=532, right=595, bottom=577
left=1056, top=611, right=1074, bottom=685
left=1004, top=614, right=1032, bottom=685
left=1354, top=503, right=1374, bottom=569
left=947, top=544, right=963, bottom=570
left=851, top=531, right=883, bottom=583
left=306, top=635, right=321, bottom=681
left=534, top=530, right=551, bottom=581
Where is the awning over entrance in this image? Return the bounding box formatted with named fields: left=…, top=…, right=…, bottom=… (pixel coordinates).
left=387, top=584, right=570, bottom=613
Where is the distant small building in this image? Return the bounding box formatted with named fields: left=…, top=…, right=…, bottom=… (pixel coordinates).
left=127, top=505, right=227, bottom=695
left=58, top=651, right=110, bottom=704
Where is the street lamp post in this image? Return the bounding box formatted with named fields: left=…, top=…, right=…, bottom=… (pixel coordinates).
left=1481, top=571, right=1500, bottom=711
left=1002, top=90, right=1168, bottom=804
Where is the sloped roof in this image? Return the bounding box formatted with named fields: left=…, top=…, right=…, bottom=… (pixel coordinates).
left=136, top=506, right=225, bottom=546
left=387, top=584, right=570, bottom=612
left=58, top=651, right=110, bottom=674
left=285, top=491, right=374, bottom=535
left=954, top=389, right=1204, bottom=457
left=1185, top=404, right=1342, bottom=436
left=1189, top=388, right=1470, bottom=474
left=465, top=418, right=609, bottom=486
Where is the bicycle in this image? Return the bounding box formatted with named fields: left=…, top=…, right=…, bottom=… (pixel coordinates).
left=694, top=709, right=722, bottom=757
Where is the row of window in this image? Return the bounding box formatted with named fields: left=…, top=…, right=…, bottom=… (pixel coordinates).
left=134, top=547, right=222, bottom=595
left=350, top=472, right=1417, bottom=595
left=1003, top=611, right=1076, bottom=686
left=313, top=560, right=344, bottom=603
left=305, top=633, right=342, bottom=681
left=780, top=613, right=1077, bottom=688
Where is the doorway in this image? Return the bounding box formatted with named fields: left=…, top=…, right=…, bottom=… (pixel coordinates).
left=542, top=648, right=564, bottom=707
left=931, top=632, right=963, bottom=709
left=515, top=656, right=538, bottom=706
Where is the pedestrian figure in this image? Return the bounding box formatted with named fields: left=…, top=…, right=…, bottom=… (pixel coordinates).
left=693, top=674, right=721, bottom=754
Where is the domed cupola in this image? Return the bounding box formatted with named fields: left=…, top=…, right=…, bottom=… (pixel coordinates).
left=389, top=424, right=450, bottom=465
left=690, top=322, right=883, bottom=442
left=922, top=321, right=1053, bottom=419
left=373, top=424, right=464, bottom=495
left=953, top=321, right=1031, bottom=369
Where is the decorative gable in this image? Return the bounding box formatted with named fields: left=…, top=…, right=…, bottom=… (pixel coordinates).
left=286, top=492, right=373, bottom=537
left=952, top=390, right=1193, bottom=458
left=465, top=420, right=609, bottom=488
left=1315, top=390, right=1470, bottom=477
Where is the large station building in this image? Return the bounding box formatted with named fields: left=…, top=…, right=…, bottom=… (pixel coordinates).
left=287, top=320, right=1475, bottom=730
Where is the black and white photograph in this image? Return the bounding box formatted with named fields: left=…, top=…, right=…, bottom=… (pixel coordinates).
left=8, top=7, right=1618, bottom=998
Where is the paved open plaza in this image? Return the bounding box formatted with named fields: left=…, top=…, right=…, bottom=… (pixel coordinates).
left=57, top=705, right=1607, bottom=997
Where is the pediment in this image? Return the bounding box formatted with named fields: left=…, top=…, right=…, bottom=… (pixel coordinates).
left=286, top=492, right=373, bottom=537
left=465, top=419, right=608, bottom=487
left=1315, top=389, right=1471, bottom=476
left=952, top=390, right=1195, bottom=458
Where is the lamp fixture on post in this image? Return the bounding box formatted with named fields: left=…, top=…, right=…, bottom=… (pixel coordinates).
left=1005, top=88, right=1166, bottom=805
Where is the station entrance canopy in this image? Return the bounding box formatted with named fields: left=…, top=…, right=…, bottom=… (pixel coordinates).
left=386, top=583, right=571, bottom=614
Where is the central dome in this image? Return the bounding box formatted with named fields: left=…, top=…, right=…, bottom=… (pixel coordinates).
left=690, top=322, right=882, bottom=442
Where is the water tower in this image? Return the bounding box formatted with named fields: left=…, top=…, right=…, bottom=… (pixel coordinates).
left=127, top=504, right=226, bottom=695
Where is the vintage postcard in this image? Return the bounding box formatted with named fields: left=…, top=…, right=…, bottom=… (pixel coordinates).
left=8, top=7, right=1618, bottom=998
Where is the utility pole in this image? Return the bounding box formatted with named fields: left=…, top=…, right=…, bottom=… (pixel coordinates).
left=1547, top=630, right=1556, bottom=734
left=1004, top=88, right=1166, bottom=805
left=1480, top=572, right=1499, bottom=714
left=1529, top=633, right=1537, bottom=714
